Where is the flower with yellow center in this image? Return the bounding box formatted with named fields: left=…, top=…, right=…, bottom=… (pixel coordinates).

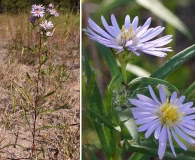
left=84, top=14, right=172, bottom=56
left=130, top=85, right=195, bottom=159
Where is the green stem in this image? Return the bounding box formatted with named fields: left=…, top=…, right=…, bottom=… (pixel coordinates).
left=121, top=62, right=127, bottom=84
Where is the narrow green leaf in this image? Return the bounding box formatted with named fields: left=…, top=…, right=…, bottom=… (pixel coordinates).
left=84, top=107, right=121, bottom=132
left=39, top=103, right=69, bottom=115
left=131, top=45, right=195, bottom=97
left=86, top=73, right=106, bottom=114
left=128, top=77, right=178, bottom=92
left=126, top=143, right=195, bottom=160
left=41, top=54, right=47, bottom=65
left=82, top=46, right=93, bottom=81
left=86, top=73, right=119, bottom=158
left=108, top=74, right=123, bottom=90
left=42, top=90, right=56, bottom=99
left=96, top=43, right=122, bottom=88
left=136, top=0, right=191, bottom=38
left=36, top=124, right=69, bottom=131
left=26, top=72, right=34, bottom=84
left=19, top=86, right=31, bottom=105
left=183, top=81, right=195, bottom=99
left=94, top=124, right=114, bottom=158
left=151, top=45, right=195, bottom=79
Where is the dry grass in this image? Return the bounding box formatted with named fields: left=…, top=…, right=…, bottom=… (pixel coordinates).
left=0, top=13, right=80, bottom=159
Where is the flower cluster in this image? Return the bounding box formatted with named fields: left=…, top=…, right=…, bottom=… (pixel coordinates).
left=130, top=85, right=195, bottom=159
left=84, top=14, right=172, bottom=57
left=29, top=3, right=59, bottom=37
left=48, top=3, right=59, bottom=17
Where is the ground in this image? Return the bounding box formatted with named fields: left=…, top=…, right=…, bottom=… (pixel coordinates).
left=0, top=14, right=80, bottom=159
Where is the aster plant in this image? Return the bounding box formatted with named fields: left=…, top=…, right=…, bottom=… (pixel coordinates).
left=83, top=12, right=195, bottom=160
left=22, top=3, right=60, bottom=158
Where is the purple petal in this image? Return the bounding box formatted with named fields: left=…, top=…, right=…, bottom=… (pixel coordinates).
left=176, top=96, right=185, bottom=106
left=170, top=91, right=177, bottom=105
left=158, top=125, right=167, bottom=159
left=111, top=14, right=120, bottom=33
left=148, top=85, right=160, bottom=104
left=170, top=128, right=187, bottom=150
left=159, top=85, right=166, bottom=103
left=167, top=126, right=176, bottom=157
left=145, top=120, right=160, bottom=138
left=124, top=15, right=130, bottom=29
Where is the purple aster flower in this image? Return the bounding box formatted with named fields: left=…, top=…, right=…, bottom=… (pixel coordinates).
left=31, top=4, right=45, bottom=17
left=48, top=3, right=54, bottom=9
left=48, top=8, right=59, bottom=17
left=29, top=17, right=37, bottom=24
left=46, top=31, right=52, bottom=37
left=40, top=20, right=54, bottom=30
left=84, top=14, right=172, bottom=57
left=129, top=85, right=195, bottom=159
left=32, top=4, right=45, bottom=11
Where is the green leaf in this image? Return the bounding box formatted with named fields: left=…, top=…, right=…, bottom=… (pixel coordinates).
left=183, top=81, right=195, bottom=99
left=36, top=124, right=69, bottom=131
left=96, top=43, right=122, bottom=89
left=136, top=0, right=191, bottom=38
left=116, top=107, right=138, bottom=142
left=131, top=45, right=195, bottom=97
left=128, top=77, right=178, bottom=92
left=108, top=74, right=123, bottom=90
left=126, top=143, right=195, bottom=160
left=26, top=72, right=34, bottom=85
left=41, top=90, right=56, bottom=99
left=39, top=103, right=69, bottom=115
left=151, top=45, right=195, bottom=79
left=82, top=46, right=93, bottom=81
left=19, top=86, right=32, bottom=105
left=41, top=54, right=47, bottom=65
left=85, top=107, right=121, bottom=132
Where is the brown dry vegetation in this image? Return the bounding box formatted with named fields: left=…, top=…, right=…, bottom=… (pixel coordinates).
left=0, top=13, right=80, bottom=159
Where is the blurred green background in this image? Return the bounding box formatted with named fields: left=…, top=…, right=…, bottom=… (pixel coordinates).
left=82, top=0, right=195, bottom=159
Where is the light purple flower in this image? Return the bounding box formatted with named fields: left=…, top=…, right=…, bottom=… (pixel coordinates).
left=46, top=31, right=52, bottom=37
left=48, top=3, right=54, bottom=9
left=48, top=8, right=59, bottom=17
left=84, top=14, right=172, bottom=57
left=32, top=4, right=45, bottom=11
left=40, top=20, right=54, bottom=30
left=129, top=85, right=195, bottom=159
left=31, top=4, right=45, bottom=17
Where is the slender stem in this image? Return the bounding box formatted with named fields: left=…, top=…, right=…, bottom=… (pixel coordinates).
left=32, top=32, right=42, bottom=157
left=121, top=62, right=127, bottom=84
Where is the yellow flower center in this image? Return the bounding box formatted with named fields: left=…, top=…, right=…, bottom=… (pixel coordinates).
left=116, top=25, right=139, bottom=47
left=159, top=100, right=185, bottom=126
